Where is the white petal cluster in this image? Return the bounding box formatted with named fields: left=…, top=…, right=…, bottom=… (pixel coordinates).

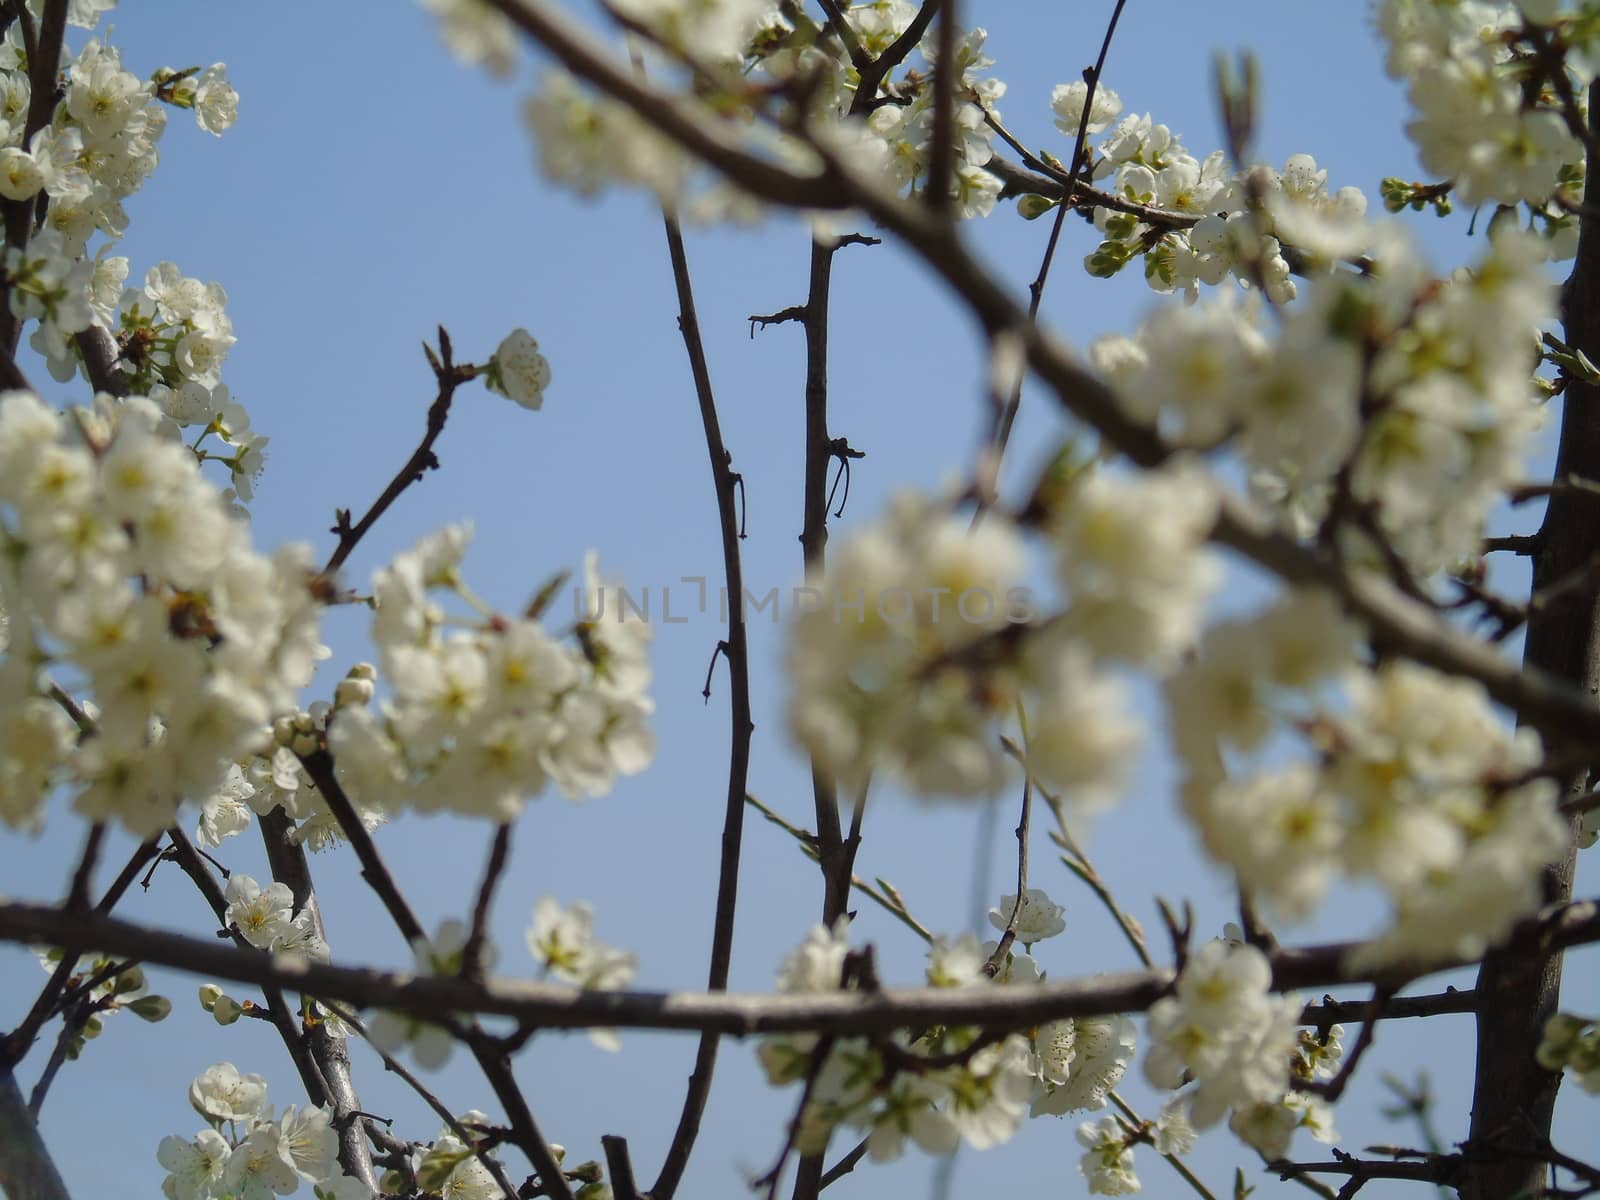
left=367, top=920, right=499, bottom=1070
left=1173, top=590, right=1566, bottom=960
left=858, top=26, right=1006, bottom=218
left=414, top=1112, right=513, bottom=1200
left=527, top=897, right=638, bottom=1051
left=154, top=64, right=239, bottom=136
left=1097, top=224, right=1553, bottom=575
left=520, top=4, right=1007, bottom=221
left=222, top=874, right=327, bottom=961
left=1335, top=664, right=1568, bottom=969
left=1029, top=1014, right=1137, bottom=1117
left=757, top=922, right=1037, bottom=1163
left=0, top=33, right=243, bottom=395
left=528, top=897, right=637, bottom=988
left=1076, top=1114, right=1141, bottom=1195
left=1378, top=0, right=1582, bottom=206
left=1052, top=81, right=1123, bottom=138
left=1077, top=98, right=1366, bottom=303
left=786, top=491, right=1141, bottom=805
left=523, top=70, right=689, bottom=205
left=484, top=327, right=551, bottom=410
left=159, top=1064, right=361, bottom=1200
left=1225, top=1026, right=1342, bottom=1159
left=1049, top=463, right=1221, bottom=667
left=329, top=539, right=654, bottom=821
left=987, top=887, right=1065, bottom=945
left=1537, top=1012, right=1600, bottom=1093
left=115, top=263, right=254, bottom=491
left=420, top=0, right=518, bottom=78
left=609, top=0, right=771, bottom=63
left=1144, top=942, right=1303, bottom=1130
left=0, top=392, right=324, bottom=837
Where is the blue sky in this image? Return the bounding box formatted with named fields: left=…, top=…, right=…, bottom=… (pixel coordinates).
left=2, top=2, right=1595, bottom=1198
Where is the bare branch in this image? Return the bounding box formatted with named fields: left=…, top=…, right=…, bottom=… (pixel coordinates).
left=322, top=330, right=472, bottom=577
left=464, top=824, right=513, bottom=980
left=2, top=896, right=1596, bottom=1038
left=0, top=1066, right=71, bottom=1200
left=648, top=203, right=755, bottom=1200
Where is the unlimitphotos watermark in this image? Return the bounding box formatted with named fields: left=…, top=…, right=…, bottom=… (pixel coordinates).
left=573, top=577, right=1040, bottom=626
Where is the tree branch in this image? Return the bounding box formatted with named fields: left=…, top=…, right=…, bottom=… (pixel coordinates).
left=321, top=328, right=472, bottom=577
left=1, top=896, right=1595, bottom=1037
left=648, top=205, right=754, bottom=1200
left=0, top=1066, right=70, bottom=1200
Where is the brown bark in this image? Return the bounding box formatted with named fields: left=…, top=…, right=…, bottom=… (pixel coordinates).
left=1460, top=83, right=1600, bottom=1200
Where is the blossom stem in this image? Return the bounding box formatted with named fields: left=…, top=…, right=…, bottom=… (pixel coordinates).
left=1110, top=1090, right=1218, bottom=1200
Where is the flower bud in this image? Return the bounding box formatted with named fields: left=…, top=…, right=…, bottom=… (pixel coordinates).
left=1016, top=193, right=1056, bottom=221
left=212, top=995, right=242, bottom=1025
left=335, top=676, right=375, bottom=709
left=198, top=983, right=223, bottom=1011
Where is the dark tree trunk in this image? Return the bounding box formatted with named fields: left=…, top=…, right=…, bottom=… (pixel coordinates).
left=1460, top=83, right=1600, bottom=1200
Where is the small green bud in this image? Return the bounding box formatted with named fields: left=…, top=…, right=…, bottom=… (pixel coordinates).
left=113, top=966, right=147, bottom=995
left=129, top=995, right=172, bottom=1022
left=1016, top=193, right=1057, bottom=220
left=199, top=983, right=223, bottom=1011
left=212, top=996, right=242, bottom=1026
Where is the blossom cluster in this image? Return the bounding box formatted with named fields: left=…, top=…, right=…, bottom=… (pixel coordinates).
left=0, top=13, right=245, bottom=428
left=787, top=461, right=1229, bottom=804
left=428, top=0, right=1012, bottom=222
left=364, top=898, right=636, bottom=1070
left=758, top=894, right=1150, bottom=1166
left=1538, top=1011, right=1600, bottom=1093
left=189, top=699, right=386, bottom=855
left=1172, top=594, right=1567, bottom=966
left=1377, top=0, right=1586, bottom=208
left=156, top=1062, right=371, bottom=1200
left=1094, top=221, right=1554, bottom=575
left=0, top=391, right=325, bottom=837
left=1070, top=94, right=1367, bottom=305
left=786, top=489, right=1145, bottom=803
left=221, top=874, right=329, bottom=962
left=1143, top=939, right=1338, bottom=1163
left=326, top=534, right=655, bottom=821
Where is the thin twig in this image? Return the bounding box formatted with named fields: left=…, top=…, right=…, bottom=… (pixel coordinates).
left=166, top=826, right=334, bottom=1112
left=1300, top=986, right=1393, bottom=1102
left=464, top=824, right=513, bottom=979
left=64, top=823, right=105, bottom=911
left=646, top=201, right=754, bottom=1200
left=758, top=1034, right=836, bottom=1200
left=981, top=769, right=1032, bottom=977
left=322, top=999, right=520, bottom=1200
left=1, top=837, right=160, bottom=1068
left=301, top=752, right=426, bottom=944
left=817, top=1136, right=869, bottom=1190
left=744, top=792, right=932, bottom=941
left=322, top=327, right=473, bottom=577
left=1110, top=1090, right=1218, bottom=1200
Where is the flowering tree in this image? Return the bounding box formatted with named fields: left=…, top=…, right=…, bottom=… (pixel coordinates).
left=2, top=2, right=1600, bottom=1199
